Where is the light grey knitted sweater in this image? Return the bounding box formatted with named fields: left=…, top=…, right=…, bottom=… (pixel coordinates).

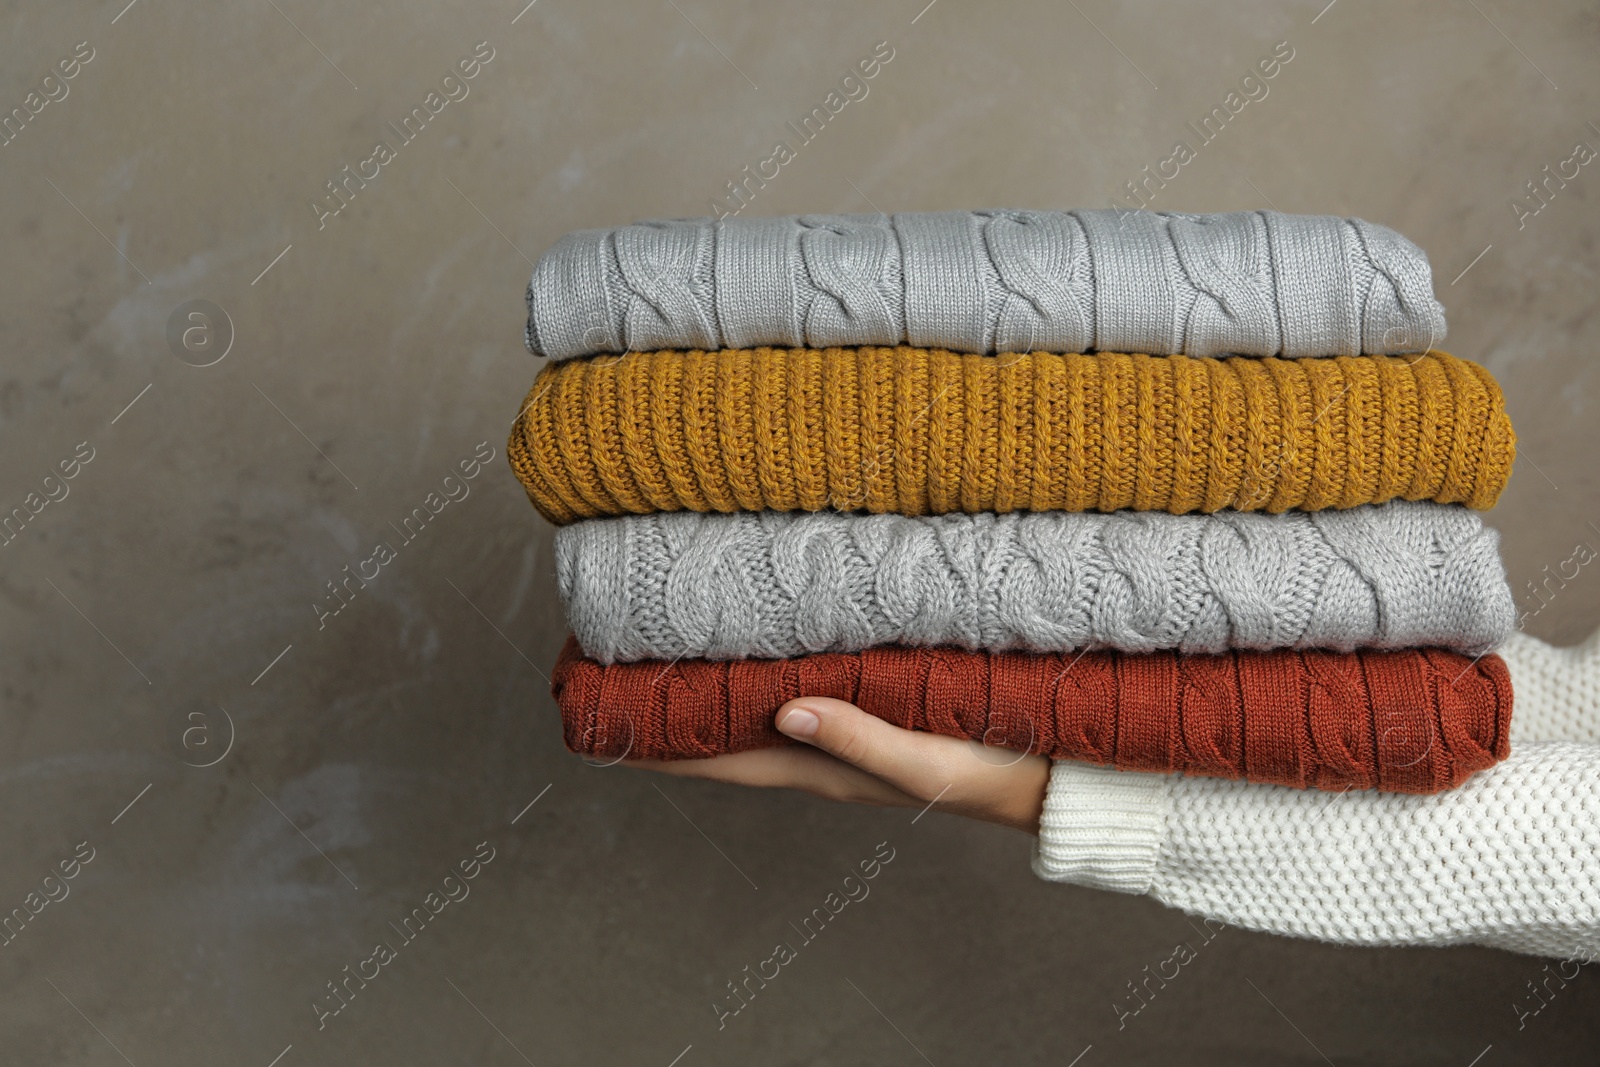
left=524, top=210, right=1445, bottom=360
left=555, top=502, right=1513, bottom=664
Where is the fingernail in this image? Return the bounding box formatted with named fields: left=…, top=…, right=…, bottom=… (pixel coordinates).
left=777, top=706, right=820, bottom=739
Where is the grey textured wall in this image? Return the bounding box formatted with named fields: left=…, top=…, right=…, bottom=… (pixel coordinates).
left=1, top=1, right=1597, bottom=1063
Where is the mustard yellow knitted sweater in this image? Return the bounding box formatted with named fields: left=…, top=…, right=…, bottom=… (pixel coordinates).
left=507, top=348, right=1514, bottom=525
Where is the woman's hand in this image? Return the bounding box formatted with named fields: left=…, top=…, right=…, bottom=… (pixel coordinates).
left=624, top=697, right=1050, bottom=834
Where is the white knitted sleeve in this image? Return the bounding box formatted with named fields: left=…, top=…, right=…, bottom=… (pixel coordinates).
left=1501, top=628, right=1600, bottom=744
left=1034, top=628, right=1600, bottom=956
left=1034, top=743, right=1600, bottom=958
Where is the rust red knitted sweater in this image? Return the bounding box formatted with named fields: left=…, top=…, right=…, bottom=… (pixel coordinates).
left=551, top=638, right=1512, bottom=794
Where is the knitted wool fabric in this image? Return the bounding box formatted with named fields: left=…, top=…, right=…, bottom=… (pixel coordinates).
left=556, top=503, right=1515, bottom=663
left=551, top=639, right=1512, bottom=794
left=524, top=210, right=1445, bottom=360
left=507, top=348, right=1515, bottom=524
left=1035, top=743, right=1599, bottom=958
left=1032, top=632, right=1600, bottom=957
left=1496, top=628, right=1600, bottom=744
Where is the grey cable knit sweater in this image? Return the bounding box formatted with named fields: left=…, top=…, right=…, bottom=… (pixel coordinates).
left=524, top=210, right=1445, bottom=360
left=555, top=502, right=1513, bottom=664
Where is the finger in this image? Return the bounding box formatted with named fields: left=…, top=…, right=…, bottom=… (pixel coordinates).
left=621, top=747, right=921, bottom=808
left=774, top=696, right=977, bottom=802
left=776, top=697, right=1051, bottom=832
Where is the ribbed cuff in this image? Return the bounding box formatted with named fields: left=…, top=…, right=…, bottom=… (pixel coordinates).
left=1032, top=762, right=1169, bottom=894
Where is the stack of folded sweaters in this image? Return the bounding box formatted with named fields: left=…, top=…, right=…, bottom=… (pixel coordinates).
left=509, top=209, right=1518, bottom=803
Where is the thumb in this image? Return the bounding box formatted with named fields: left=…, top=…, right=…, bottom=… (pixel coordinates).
left=775, top=697, right=962, bottom=804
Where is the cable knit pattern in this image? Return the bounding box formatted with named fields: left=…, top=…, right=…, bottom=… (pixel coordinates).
left=551, top=638, right=1512, bottom=794
left=507, top=348, right=1515, bottom=524
left=555, top=503, right=1515, bottom=663
left=1033, top=629, right=1600, bottom=957
left=524, top=211, right=1446, bottom=360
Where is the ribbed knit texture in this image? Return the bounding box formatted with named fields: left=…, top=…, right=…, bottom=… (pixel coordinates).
left=524, top=210, right=1446, bottom=360
left=1032, top=628, right=1600, bottom=957
left=556, top=503, right=1514, bottom=663
left=507, top=348, right=1515, bottom=525
left=551, top=638, right=1512, bottom=793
